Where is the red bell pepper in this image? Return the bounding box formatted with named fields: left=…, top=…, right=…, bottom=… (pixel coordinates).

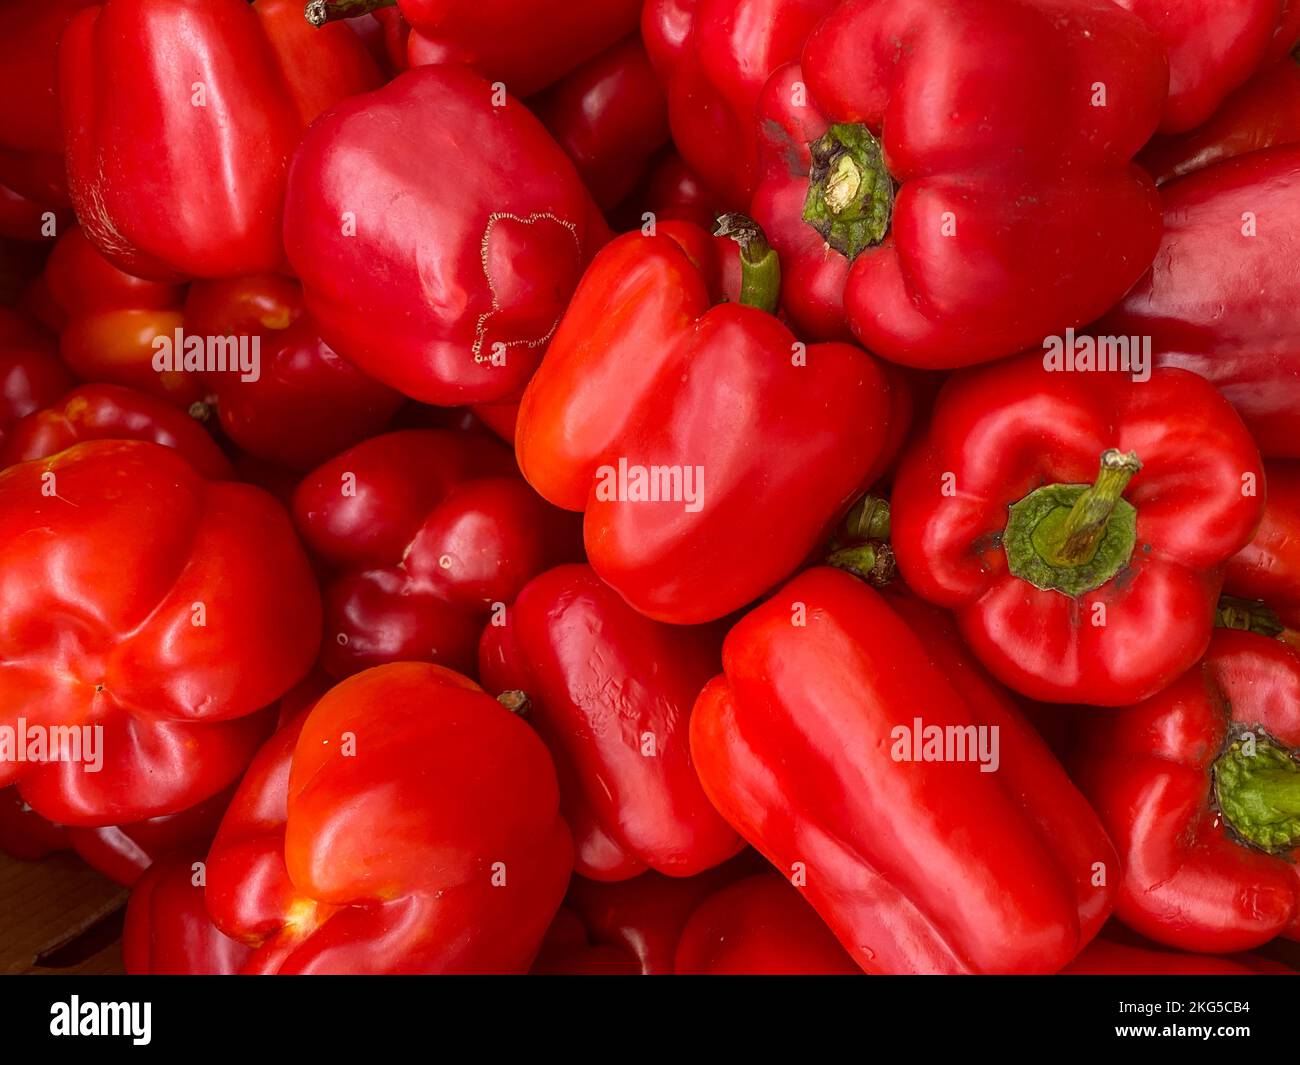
left=613, top=147, right=720, bottom=234
left=0, top=180, right=66, bottom=244
left=293, top=429, right=581, bottom=679
left=531, top=36, right=670, bottom=212
left=0, top=383, right=232, bottom=479
left=478, top=564, right=742, bottom=881
left=0, top=0, right=93, bottom=206
left=530, top=908, right=641, bottom=975
left=0, top=439, right=320, bottom=825
left=641, top=0, right=838, bottom=209
left=751, top=0, right=1167, bottom=366
left=0, top=309, right=73, bottom=452
left=205, top=663, right=573, bottom=974
left=60, top=0, right=383, bottom=281
left=1072, top=628, right=1300, bottom=953
left=124, top=853, right=253, bottom=975
left=0, top=786, right=69, bottom=860
left=1112, top=0, right=1300, bottom=134
left=516, top=220, right=901, bottom=624
left=691, top=568, right=1118, bottom=974
left=184, top=275, right=403, bottom=471
left=283, top=65, right=609, bottom=406
left=891, top=352, right=1265, bottom=706
left=1139, top=52, right=1300, bottom=185
left=674, top=873, right=860, bottom=975
left=1063, top=938, right=1292, bottom=975
left=1225, top=460, right=1300, bottom=639
left=1101, top=146, right=1300, bottom=460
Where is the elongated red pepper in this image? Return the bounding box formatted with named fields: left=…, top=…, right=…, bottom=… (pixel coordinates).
left=184, top=276, right=402, bottom=471
left=1101, top=146, right=1300, bottom=460
left=516, top=220, right=901, bottom=624
left=205, top=663, right=573, bottom=974
left=1225, top=460, right=1300, bottom=638
left=641, top=0, right=837, bottom=208
left=0, top=309, right=72, bottom=452
left=891, top=352, right=1265, bottom=705
left=1073, top=628, right=1300, bottom=953
left=294, top=430, right=581, bottom=679
left=0, top=439, right=318, bottom=825
left=751, top=0, right=1167, bottom=366
left=1139, top=53, right=1300, bottom=185
left=674, top=874, right=861, bottom=975
left=284, top=65, right=609, bottom=405
left=532, top=37, right=670, bottom=211
left=61, top=0, right=383, bottom=280
left=124, top=853, right=252, bottom=975
left=690, top=569, right=1117, bottom=974
left=1112, top=0, right=1300, bottom=134
left=479, top=564, right=742, bottom=881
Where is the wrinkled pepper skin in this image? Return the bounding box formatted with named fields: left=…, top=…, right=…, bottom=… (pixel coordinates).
left=750, top=0, right=1167, bottom=366
left=1063, top=937, right=1292, bottom=975
left=1113, top=0, right=1300, bottom=134
left=124, top=853, right=252, bottom=975
left=1, top=384, right=233, bottom=479
left=184, top=276, right=402, bottom=471
left=0, top=440, right=320, bottom=825
left=294, top=430, right=581, bottom=679
left=891, top=353, right=1265, bottom=706
left=641, top=0, right=837, bottom=208
left=284, top=65, right=609, bottom=406
left=0, top=0, right=93, bottom=205
left=674, top=874, right=861, bottom=974
left=205, top=663, right=573, bottom=974
left=1139, top=53, right=1300, bottom=185
left=516, top=223, right=899, bottom=624
left=478, top=564, right=742, bottom=881
left=1072, top=629, right=1300, bottom=952
left=1225, top=460, right=1300, bottom=635
left=532, top=36, right=670, bottom=212
left=692, top=569, right=1118, bottom=974
left=60, top=0, right=383, bottom=280
left=0, top=310, right=72, bottom=452
left=1101, top=147, right=1300, bottom=459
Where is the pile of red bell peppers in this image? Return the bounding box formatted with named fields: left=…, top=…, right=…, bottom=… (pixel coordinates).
left=0, top=0, right=1298, bottom=978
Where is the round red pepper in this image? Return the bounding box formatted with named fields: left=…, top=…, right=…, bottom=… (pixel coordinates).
left=1225, top=460, right=1300, bottom=639
left=751, top=0, right=1167, bottom=366
left=294, top=429, right=581, bottom=679
left=479, top=564, right=742, bottom=881
left=0, top=309, right=72, bottom=452
left=205, top=663, right=573, bottom=974
left=60, top=0, right=383, bottom=280
left=1073, top=628, right=1300, bottom=953
left=691, top=568, right=1119, bottom=974
left=284, top=65, right=610, bottom=406
left=891, top=352, right=1265, bottom=705
left=0, top=439, right=319, bottom=825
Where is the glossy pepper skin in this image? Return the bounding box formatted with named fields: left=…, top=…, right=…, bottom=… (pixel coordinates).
left=891, top=353, right=1265, bottom=706
left=1112, top=0, right=1300, bottom=134
left=124, top=853, right=252, bottom=975
left=1225, top=460, right=1300, bottom=637
left=751, top=0, right=1167, bottom=366
left=691, top=568, right=1118, bottom=974
left=532, top=36, right=670, bottom=212
left=184, top=275, right=402, bottom=471
left=0, top=439, right=320, bottom=826
left=1073, top=629, right=1300, bottom=953
left=0, top=310, right=72, bottom=452
left=294, top=430, right=581, bottom=679
left=479, top=564, right=742, bottom=881
left=284, top=65, right=609, bottom=406
left=205, top=663, right=573, bottom=974
left=641, top=0, right=837, bottom=208
left=674, top=874, right=861, bottom=975
left=1101, top=147, right=1300, bottom=460
left=516, top=222, right=899, bottom=624
left=1139, top=53, right=1300, bottom=185
left=60, top=0, right=383, bottom=281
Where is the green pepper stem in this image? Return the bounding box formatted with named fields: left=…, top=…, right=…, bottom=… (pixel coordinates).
left=304, top=0, right=396, bottom=28
left=840, top=495, right=890, bottom=542
left=1216, top=597, right=1286, bottom=639
left=714, top=213, right=782, bottom=315
left=1042, top=449, right=1142, bottom=566
left=1215, top=738, right=1300, bottom=852
left=496, top=690, right=531, bottom=718
left=801, top=124, right=894, bottom=260
left=827, top=542, right=896, bottom=588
